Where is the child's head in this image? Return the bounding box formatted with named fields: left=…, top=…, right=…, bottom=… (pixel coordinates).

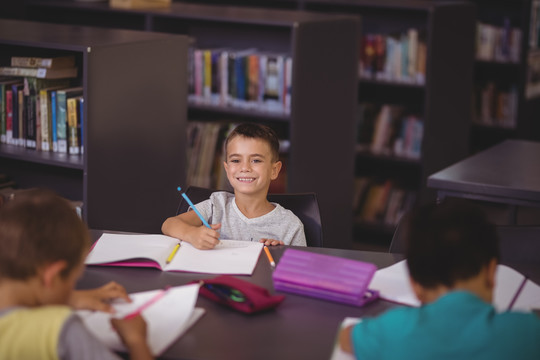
left=223, top=123, right=282, bottom=196
left=224, top=123, right=280, bottom=162
left=404, top=198, right=499, bottom=297
left=0, top=189, right=90, bottom=302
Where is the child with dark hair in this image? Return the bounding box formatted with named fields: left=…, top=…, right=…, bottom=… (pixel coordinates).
left=162, top=122, right=306, bottom=249
left=0, top=189, right=153, bottom=360
left=339, top=198, right=540, bottom=359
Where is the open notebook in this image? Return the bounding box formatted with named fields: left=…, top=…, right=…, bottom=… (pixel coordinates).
left=77, top=284, right=204, bottom=356
left=85, top=233, right=264, bottom=275
left=369, top=259, right=540, bottom=312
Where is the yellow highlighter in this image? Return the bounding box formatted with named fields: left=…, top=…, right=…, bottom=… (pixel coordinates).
left=166, top=243, right=181, bottom=264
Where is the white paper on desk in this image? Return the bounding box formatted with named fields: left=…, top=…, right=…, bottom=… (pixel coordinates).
left=370, top=260, right=540, bottom=312
left=369, top=260, right=420, bottom=307
left=495, top=264, right=540, bottom=312
left=330, top=317, right=362, bottom=360
left=85, top=233, right=264, bottom=275
left=167, top=239, right=263, bottom=275
left=77, top=284, right=204, bottom=356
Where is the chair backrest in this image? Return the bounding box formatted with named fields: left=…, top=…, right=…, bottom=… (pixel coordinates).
left=176, top=186, right=324, bottom=247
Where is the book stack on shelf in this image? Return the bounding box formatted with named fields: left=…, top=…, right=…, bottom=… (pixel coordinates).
left=476, top=21, right=521, bottom=64
left=359, top=28, right=426, bottom=85
left=0, top=55, right=83, bottom=155
left=353, top=176, right=416, bottom=229
left=185, top=121, right=289, bottom=194
left=357, top=103, right=423, bottom=160
left=188, top=47, right=292, bottom=115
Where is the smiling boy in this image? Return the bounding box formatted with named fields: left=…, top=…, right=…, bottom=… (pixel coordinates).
left=162, top=123, right=306, bottom=249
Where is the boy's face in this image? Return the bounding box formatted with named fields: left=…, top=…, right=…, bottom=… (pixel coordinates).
left=224, top=136, right=281, bottom=197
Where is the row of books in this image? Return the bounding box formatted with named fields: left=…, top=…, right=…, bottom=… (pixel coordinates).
left=186, top=121, right=288, bottom=193
left=0, top=76, right=84, bottom=155
left=353, top=177, right=416, bottom=227
left=473, top=82, right=518, bottom=129
left=359, top=28, right=427, bottom=85
left=529, top=0, right=540, bottom=49
left=357, top=103, right=424, bottom=160
left=188, top=47, right=292, bottom=115
left=476, top=21, right=521, bottom=63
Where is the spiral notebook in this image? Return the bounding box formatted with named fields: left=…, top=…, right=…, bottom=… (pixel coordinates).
left=272, top=249, right=379, bottom=306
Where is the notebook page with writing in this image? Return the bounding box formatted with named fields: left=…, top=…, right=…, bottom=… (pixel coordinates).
left=77, top=284, right=204, bottom=356
left=167, top=240, right=263, bottom=275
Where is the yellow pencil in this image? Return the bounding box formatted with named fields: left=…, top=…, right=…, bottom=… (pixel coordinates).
left=166, top=243, right=181, bottom=264
left=264, top=246, right=276, bottom=268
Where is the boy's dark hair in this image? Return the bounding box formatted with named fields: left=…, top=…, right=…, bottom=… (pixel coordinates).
left=224, top=123, right=280, bottom=162
left=0, top=188, right=90, bottom=280
left=405, top=198, right=500, bottom=289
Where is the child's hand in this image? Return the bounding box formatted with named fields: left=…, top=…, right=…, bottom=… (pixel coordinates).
left=111, top=315, right=154, bottom=360
left=259, top=238, right=284, bottom=246
left=70, top=281, right=131, bottom=313
left=187, top=223, right=221, bottom=250
left=339, top=325, right=354, bottom=354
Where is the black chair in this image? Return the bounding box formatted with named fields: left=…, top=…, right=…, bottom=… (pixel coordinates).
left=176, top=186, right=323, bottom=247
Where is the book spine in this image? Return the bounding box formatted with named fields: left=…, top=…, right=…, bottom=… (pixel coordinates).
left=67, top=97, right=79, bottom=155
left=40, top=89, right=50, bottom=151
left=11, top=84, right=19, bottom=145
left=51, top=90, right=58, bottom=152
left=17, top=89, right=24, bottom=146
left=79, top=97, right=84, bottom=154
left=5, top=90, right=13, bottom=144
left=56, top=91, right=68, bottom=154
left=0, top=84, right=5, bottom=143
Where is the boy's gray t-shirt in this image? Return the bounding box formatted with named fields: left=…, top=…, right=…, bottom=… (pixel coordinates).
left=194, top=191, right=307, bottom=246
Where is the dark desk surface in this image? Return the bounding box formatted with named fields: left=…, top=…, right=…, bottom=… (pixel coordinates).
left=83, top=232, right=403, bottom=360
left=427, top=139, right=540, bottom=207
left=84, top=231, right=540, bottom=360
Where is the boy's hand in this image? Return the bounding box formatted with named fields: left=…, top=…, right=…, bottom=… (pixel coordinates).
left=187, top=223, right=221, bottom=250
left=259, top=238, right=284, bottom=246
left=70, top=281, right=131, bottom=313
left=111, top=315, right=154, bottom=360
left=339, top=325, right=354, bottom=354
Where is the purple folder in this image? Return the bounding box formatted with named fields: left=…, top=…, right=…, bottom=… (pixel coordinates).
left=272, top=249, right=379, bottom=306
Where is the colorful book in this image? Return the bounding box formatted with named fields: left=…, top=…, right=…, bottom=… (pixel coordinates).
left=0, top=77, right=23, bottom=144
left=67, top=95, right=81, bottom=155
left=39, top=86, right=65, bottom=151
left=55, top=86, right=82, bottom=154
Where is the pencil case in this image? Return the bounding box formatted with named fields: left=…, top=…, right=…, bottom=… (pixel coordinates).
left=196, top=275, right=285, bottom=314
left=272, top=249, right=379, bottom=307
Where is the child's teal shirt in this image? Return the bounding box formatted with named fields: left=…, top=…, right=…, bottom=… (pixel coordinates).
left=352, top=291, right=540, bottom=360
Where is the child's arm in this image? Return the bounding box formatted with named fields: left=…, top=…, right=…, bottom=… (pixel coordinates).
left=162, top=211, right=221, bottom=250
left=111, top=314, right=154, bottom=360
left=70, top=281, right=131, bottom=313
left=339, top=325, right=355, bottom=354
left=259, top=238, right=285, bottom=246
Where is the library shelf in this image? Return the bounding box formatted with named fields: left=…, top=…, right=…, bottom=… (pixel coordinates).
left=0, top=19, right=188, bottom=234
left=24, top=1, right=360, bottom=249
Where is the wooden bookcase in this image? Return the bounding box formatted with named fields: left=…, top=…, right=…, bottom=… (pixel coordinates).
left=267, top=0, right=476, bottom=245
left=23, top=1, right=360, bottom=249
left=462, top=0, right=540, bottom=154
left=0, top=19, right=188, bottom=234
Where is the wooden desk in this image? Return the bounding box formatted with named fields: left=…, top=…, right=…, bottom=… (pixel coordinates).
left=82, top=234, right=403, bottom=360
left=427, top=140, right=540, bottom=223
left=83, top=231, right=540, bottom=360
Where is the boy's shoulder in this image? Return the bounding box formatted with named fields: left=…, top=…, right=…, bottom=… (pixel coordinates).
left=209, top=191, right=235, bottom=204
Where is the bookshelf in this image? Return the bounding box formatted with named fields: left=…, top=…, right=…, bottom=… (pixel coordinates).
left=0, top=19, right=188, bottom=234
left=280, top=0, right=476, bottom=246
left=23, top=1, right=360, bottom=249
left=463, top=0, right=540, bottom=154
